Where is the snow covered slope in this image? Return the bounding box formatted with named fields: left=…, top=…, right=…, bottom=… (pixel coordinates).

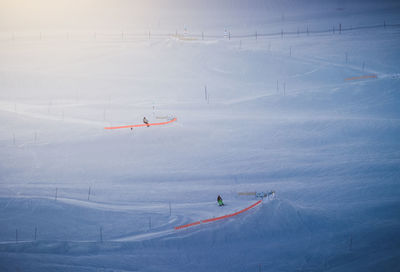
left=0, top=1, right=400, bottom=271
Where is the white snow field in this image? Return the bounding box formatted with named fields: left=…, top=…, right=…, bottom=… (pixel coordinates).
left=1, top=0, right=400, bottom=271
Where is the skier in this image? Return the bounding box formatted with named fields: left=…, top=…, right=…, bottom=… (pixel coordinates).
left=217, top=195, right=224, bottom=206
left=143, top=117, right=150, bottom=127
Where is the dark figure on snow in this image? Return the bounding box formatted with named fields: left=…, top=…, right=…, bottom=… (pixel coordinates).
left=217, top=195, right=224, bottom=206
left=143, top=117, right=150, bottom=127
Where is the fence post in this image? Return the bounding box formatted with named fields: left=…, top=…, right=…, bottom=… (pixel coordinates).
left=283, top=81, right=286, bottom=96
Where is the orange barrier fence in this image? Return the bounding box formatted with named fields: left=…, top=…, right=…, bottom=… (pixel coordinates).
left=104, top=118, right=177, bottom=130
left=345, top=74, right=377, bottom=81
left=174, top=200, right=263, bottom=230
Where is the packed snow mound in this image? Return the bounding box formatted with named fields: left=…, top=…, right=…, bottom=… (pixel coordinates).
left=167, top=198, right=334, bottom=244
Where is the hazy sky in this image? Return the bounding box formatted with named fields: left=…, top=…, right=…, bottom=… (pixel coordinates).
left=0, top=0, right=398, bottom=31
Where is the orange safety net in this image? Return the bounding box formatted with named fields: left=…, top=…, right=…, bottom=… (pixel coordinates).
left=104, top=118, right=177, bottom=130
left=174, top=200, right=263, bottom=230
left=345, top=74, right=377, bottom=81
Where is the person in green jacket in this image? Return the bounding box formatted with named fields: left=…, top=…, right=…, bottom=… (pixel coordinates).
left=217, top=195, right=224, bottom=206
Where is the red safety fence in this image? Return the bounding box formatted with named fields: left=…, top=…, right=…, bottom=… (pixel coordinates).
left=174, top=200, right=262, bottom=230
left=104, top=118, right=177, bottom=130
left=345, top=74, right=377, bottom=81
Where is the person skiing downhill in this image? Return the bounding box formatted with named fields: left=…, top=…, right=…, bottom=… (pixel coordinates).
left=217, top=195, right=224, bottom=206
left=143, top=117, right=150, bottom=127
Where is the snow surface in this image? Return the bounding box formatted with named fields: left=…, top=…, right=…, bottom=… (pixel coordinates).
left=0, top=1, right=400, bottom=271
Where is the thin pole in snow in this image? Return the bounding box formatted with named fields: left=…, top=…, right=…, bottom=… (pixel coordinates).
left=100, top=227, right=103, bottom=243
left=276, top=80, right=279, bottom=93
left=169, top=202, right=172, bottom=217
left=55, top=188, right=58, bottom=201
left=284, top=82, right=286, bottom=96
left=88, top=187, right=91, bottom=201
